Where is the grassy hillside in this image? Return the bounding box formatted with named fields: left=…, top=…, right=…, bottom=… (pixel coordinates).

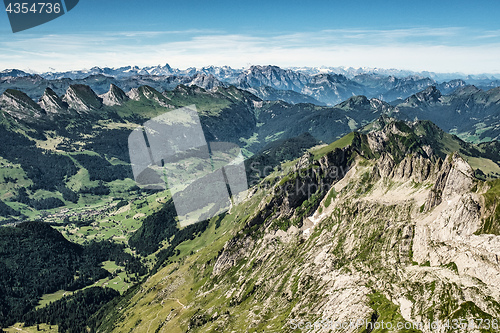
left=91, top=120, right=500, bottom=333
left=1, top=82, right=500, bottom=331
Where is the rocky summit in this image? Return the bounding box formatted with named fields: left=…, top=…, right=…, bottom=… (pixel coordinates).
left=0, top=72, right=499, bottom=333
left=90, top=118, right=500, bottom=333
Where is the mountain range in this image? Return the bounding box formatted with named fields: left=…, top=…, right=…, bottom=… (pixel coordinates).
left=89, top=117, right=500, bottom=333
left=2, top=64, right=500, bottom=107
left=4, top=64, right=500, bottom=82
left=1, top=80, right=499, bottom=146
left=0, top=66, right=499, bottom=332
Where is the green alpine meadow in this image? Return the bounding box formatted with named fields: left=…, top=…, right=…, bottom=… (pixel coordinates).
left=0, top=63, right=500, bottom=332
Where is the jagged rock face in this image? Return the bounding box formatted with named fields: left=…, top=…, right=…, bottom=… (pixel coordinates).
left=62, top=84, right=102, bottom=112
left=424, top=153, right=475, bottom=211
left=235, top=66, right=371, bottom=105
left=126, top=87, right=141, bottom=101
left=38, top=88, right=68, bottom=114
left=375, top=152, right=434, bottom=182
left=4, top=64, right=500, bottom=109
left=408, top=86, right=443, bottom=105
left=441, top=154, right=475, bottom=199
left=302, top=74, right=365, bottom=105
left=0, top=69, right=31, bottom=78
left=127, top=85, right=173, bottom=108
left=364, top=121, right=435, bottom=165
left=96, top=118, right=500, bottom=332
left=206, top=144, right=500, bottom=332
left=237, top=65, right=309, bottom=92
left=212, top=237, right=254, bottom=276
left=244, top=147, right=355, bottom=231
left=338, top=95, right=371, bottom=109
left=438, top=79, right=466, bottom=94
left=0, top=88, right=45, bottom=119
left=246, top=86, right=323, bottom=105
left=381, top=76, right=436, bottom=101
left=171, top=84, right=207, bottom=97
left=410, top=155, right=500, bottom=317
left=100, top=84, right=129, bottom=106
left=188, top=73, right=224, bottom=90
left=368, top=98, right=393, bottom=113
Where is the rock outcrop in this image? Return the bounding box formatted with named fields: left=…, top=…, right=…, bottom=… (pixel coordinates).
left=99, top=84, right=129, bottom=106
left=0, top=88, right=45, bottom=119
left=210, top=122, right=500, bottom=332
left=38, top=87, right=69, bottom=114
left=127, top=85, right=172, bottom=108
left=62, top=84, right=102, bottom=112
left=424, top=153, right=475, bottom=211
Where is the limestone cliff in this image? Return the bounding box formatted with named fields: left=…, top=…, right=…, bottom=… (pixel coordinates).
left=95, top=119, right=500, bottom=333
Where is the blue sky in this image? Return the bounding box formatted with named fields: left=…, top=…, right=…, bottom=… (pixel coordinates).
left=1, top=0, right=500, bottom=73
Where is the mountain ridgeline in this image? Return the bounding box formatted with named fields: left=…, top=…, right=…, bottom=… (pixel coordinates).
left=0, top=65, right=500, bottom=332
left=2, top=64, right=500, bottom=106
left=91, top=117, right=500, bottom=333
left=0, top=80, right=500, bottom=223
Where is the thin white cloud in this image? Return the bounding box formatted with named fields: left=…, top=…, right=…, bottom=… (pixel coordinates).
left=475, top=30, right=500, bottom=40
left=0, top=28, right=499, bottom=74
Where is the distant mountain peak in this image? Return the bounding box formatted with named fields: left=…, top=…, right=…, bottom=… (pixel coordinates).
left=130, top=85, right=161, bottom=99
left=0, top=69, right=31, bottom=78
left=189, top=73, right=224, bottom=90
left=62, top=84, right=102, bottom=112
left=38, top=87, right=68, bottom=114
left=451, top=85, right=481, bottom=96
left=128, top=85, right=172, bottom=107
left=100, top=84, right=129, bottom=106
left=0, top=88, right=44, bottom=119
left=338, top=95, right=371, bottom=109
left=402, top=86, right=442, bottom=106
left=420, top=85, right=442, bottom=98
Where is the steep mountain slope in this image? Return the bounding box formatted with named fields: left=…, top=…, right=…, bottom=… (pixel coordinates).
left=1, top=83, right=499, bottom=224
left=246, top=86, right=324, bottom=105
left=24, top=64, right=500, bottom=83
left=395, top=86, right=500, bottom=142
left=38, top=87, right=69, bottom=114
left=62, top=84, right=103, bottom=112
left=360, top=117, right=500, bottom=179
left=0, top=89, right=45, bottom=120
left=379, top=76, right=436, bottom=101
left=0, top=73, right=499, bottom=332
left=100, top=84, right=130, bottom=106
left=92, top=118, right=500, bottom=333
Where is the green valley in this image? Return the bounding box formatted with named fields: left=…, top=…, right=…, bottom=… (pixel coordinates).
left=0, top=80, right=499, bottom=332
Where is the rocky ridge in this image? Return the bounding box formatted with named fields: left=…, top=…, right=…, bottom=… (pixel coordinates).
left=38, top=87, right=69, bottom=114
left=207, top=123, right=500, bottom=332
left=98, top=119, right=500, bottom=332
left=0, top=88, right=45, bottom=119
left=99, top=84, right=129, bottom=106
